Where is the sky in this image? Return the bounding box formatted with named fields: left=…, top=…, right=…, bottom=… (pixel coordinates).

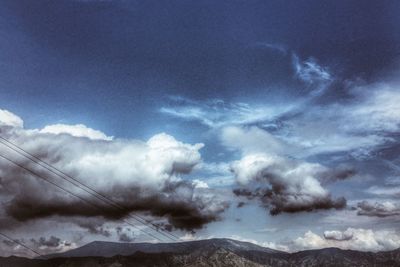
left=1, top=0, right=400, bottom=257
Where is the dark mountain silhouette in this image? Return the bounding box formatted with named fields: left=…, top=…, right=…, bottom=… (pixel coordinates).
left=42, top=238, right=281, bottom=259
left=1, top=238, right=400, bottom=267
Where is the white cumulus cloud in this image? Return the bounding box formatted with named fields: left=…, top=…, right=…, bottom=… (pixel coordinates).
left=41, top=123, right=113, bottom=141
left=0, top=109, right=23, bottom=128
left=291, top=228, right=400, bottom=252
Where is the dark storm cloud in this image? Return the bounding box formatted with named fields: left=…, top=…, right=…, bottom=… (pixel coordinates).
left=29, top=236, right=74, bottom=254
left=231, top=154, right=350, bottom=215
left=116, top=227, right=135, bottom=242
left=0, top=113, right=228, bottom=231
left=2, top=172, right=227, bottom=231
left=2, top=239, right=16, bottom=247
left=118, top=232, right=134, bottom=242
left=0, top=235, right=75, bottom=257
left=237, top=202, right=246, bottom=208
left=233, top=188, right=346, bottom=215
left=30, top=236, right=62, bottom=248
left=74, top=218, right=112, bottom=237
left=319, top=165, right=357, bottom=184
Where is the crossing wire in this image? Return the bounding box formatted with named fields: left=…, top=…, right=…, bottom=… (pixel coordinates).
left=0, top=136, right=181, bottom=242
left=0, top=231, right=43, bottom=257
left=0, top=152, right=165, bottom=243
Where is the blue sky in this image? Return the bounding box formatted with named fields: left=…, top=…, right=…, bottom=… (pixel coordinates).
left=1, top=0, right=400, bottom=256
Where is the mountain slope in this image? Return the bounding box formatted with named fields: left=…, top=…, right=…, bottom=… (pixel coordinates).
left=2, top=239, right=400, bottom=267
left=43, top=238, right=281, bottom=259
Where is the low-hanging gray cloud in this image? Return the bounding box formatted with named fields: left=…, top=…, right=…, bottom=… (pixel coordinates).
left=357, top=200, right=400, bottom=217
left=0, top=235, right=76, bottom=257
left=116, top=226, right=135, bottom=242
left=73, top=218, right=112, bottom=237
left=30, top=236, right=63, bottom=248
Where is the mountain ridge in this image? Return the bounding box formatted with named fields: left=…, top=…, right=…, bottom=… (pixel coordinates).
left=41, top=238, right=282, bottom=259
left=2, top=238, right=400, bottom=267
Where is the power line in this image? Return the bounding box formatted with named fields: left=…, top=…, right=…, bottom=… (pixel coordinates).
left=0, top=231, right=42, bottom=257
left=0, top=136, right=181, bottom=242
left=0, top=152, right=164, bottom=243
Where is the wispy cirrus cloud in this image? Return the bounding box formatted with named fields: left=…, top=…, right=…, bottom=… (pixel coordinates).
left=273, top=81, right=400, bottom=158
left=292, top=54, right=332, bottom=86
left=161, top=61, right=400, bottom=160
left=160, top=52, right=332, bottom=129
left=252, top=42, right=288, bottom=55
left=160, top=96, right=294, bottom=128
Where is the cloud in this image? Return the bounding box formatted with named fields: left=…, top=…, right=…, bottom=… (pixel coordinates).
left=318, top=164, right=357, bottom=184
left=159, top=56, right=331, bottom=130
left=160, top=96, right=293, bottom=128
left=179, top=232, right=198, bottom=241
left=0, top=109, right=228, bottom=231
left=365, top=186, right=400, bottom=197
left=31, top=236, right=61, bottom=248
left=0, top=235, right=77, bottom=257
left=30, top=236, right=76, bottom=254
left=253, top=42, right=288, bottom=55
left=292, top=55, right=332, bottom=86
left=73, top=217, right=112, bottom=237
left=289, top=228, right=400, bottom=252
left=161, top=80, right=400, bottom=162
left=384, top=176, right=400, bottom=186
left=195, top=162, right=234, bottom=187
left=291, top=54, right=333, bottom=98
left=0, top=109, right=23, bottom=128
left=231, top=153, right=348, bottom=215
left=277, top=83, right=400, bottom=158
left=221, top=125, right=353, bottom=215
left=221, top=126, right=285, bottom=155
left=40, top=124, right=114, bottom=141
left=357, top=201, right=400, bottom=217
left=0, top=239, right=27, bottom=257
left=160, top=59, right=400, bottom=165
left=192, top=179, right=209, bottom=189
left=323, top=230, right=353, bottom=241
left=116, top=227, right=135, bottom=242
left=346, top=86, right=400, bottom=133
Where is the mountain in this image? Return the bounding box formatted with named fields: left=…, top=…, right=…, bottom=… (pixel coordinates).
left=1, top=238, right=400, bottom=267
left=42, top=238, right=281, bottom=258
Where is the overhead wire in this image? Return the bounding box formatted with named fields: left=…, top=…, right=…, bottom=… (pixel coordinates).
left=0, top=152, right=165, bottom=243
left=0, top=136, right=181, bottom=242
left=0, top=231, right=43, bottom=257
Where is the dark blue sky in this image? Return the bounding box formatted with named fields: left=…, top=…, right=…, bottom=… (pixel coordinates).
left=1, top=0, right=399, bottom=139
